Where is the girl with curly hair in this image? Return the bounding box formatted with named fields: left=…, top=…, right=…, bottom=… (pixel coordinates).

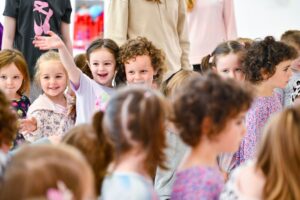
left=234, top=36, right=298, bottom=167
left=170, top=73, right=253, bottom=199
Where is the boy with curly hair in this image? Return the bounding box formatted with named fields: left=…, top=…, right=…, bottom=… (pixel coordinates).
left=115, top=37, right=167, bottom=89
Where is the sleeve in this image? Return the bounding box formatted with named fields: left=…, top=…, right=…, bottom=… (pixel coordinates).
left=104, top=0, right=129, bottom=46
left=177, top=0, right=191, bottom=70
left=3, top=0, right=18, bottom=18
left=223, top=0, right=237, bottom=40
left=61, top=0, right=72, bottom=23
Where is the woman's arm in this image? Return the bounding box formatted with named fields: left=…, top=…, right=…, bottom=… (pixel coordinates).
left=2, top=16, right=16, bottom=49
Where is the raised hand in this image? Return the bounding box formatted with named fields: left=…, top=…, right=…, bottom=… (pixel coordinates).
left=33, top=31, right=64, bottom=50
left=19, top=117, right=37, bottom=133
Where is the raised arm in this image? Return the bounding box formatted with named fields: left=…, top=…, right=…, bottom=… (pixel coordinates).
left=33, top=31, right=81, bottom=86
left=2, top=16, right=16, bottom=49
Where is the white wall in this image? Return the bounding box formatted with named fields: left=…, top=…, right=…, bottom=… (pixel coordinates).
left=235, top=0, right=300, bottom=39
left=1, top=1, right=300, bottom=41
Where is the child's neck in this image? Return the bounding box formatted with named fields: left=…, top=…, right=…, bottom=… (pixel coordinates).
left=254, top=82, right=274, bottom=97
left=110, top=150, right=149, bottom=179
left=180, top=139, right=219, bottom=171
left=7, top=93, right=21, bottom=101
left=45, top=93, right=66, bottom=107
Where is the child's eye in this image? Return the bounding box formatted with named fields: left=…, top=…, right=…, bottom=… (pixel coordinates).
left=284, top=67, right=289, bottom=72
left=141, top=70, right=148, bottom=73
left=0, top=75, right=7, bottom=79
left=235, top=68, right=242, bottom=72
left=128, top=71, right=134, bottom=74
left=222, top=69, right=229, bottom=73
left=92, top=63, right=99, bottom=66
left=56, top=75, right=62, bottom=79
left=104, top=62, right=112, bottom=66
left=13, top=76, right=20, bottom=79
left=43, top=76, right=49, bottom=79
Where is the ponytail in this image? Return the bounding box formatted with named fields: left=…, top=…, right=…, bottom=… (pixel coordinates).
left=200, top=54, right=213, bottom=74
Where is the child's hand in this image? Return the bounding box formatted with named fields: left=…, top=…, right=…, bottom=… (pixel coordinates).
left=32, top=31, right=63, bottom=50
left=19, top=117, right=37, bottom=133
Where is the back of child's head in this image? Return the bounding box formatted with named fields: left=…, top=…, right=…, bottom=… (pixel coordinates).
left=237, top=37, right=254, bottom=49
left=0, top=144, right=95, bottom=200
left=34, top=51, right=68, bottom=85
left=74, top=53, right=93, bottom=79
left=0, top=90, right=17, bottom=148
left=243, top=36, right=298, bottom=84
left=162, top=69, right=200, bottom=97
left=172, top=72, right=253, bottom=147
left=256, top=106, right=300, bottom=200
left=116, top=37, right=167, bottom=87
left=62, top=116, right=113, bottom=196
left=201, top=40, right=246, bottom=74
left=0, top=49, right=30, bottom=95
left=280, top=30, right=300, bottom=54
left=103, top=85, right=168, bottom=174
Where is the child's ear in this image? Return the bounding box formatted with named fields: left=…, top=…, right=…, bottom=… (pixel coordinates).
left=212, top=66, right=217, bottom=72
left=260, top=68, right=270, bottom=80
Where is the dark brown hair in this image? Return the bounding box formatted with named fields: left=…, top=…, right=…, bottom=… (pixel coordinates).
left=201, top=40, right=246, bottom=74
left=115, top=37, right=167, bottom=87
left=103, top=85, right=168, bottom=176
left=243, top=36, right=298, bottom=84
left=0, top=90, right=18, bottom=147
left=74, top=53, right=93, bottom=79
left=172, top=72, right=253, bottom=147
left=62, top=112, right=113, bottom=196
left=0, top=49, right=30, bottom=96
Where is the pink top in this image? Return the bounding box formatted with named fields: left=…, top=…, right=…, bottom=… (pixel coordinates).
left=187, top=0, right=237, bottom=64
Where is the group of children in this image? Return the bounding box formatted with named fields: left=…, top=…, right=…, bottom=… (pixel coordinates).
left=0, top=28, right=300, bottom=199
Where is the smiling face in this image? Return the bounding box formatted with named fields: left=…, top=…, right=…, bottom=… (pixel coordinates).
left=88, top=48, right=116, bottom=87
left=0, top=63, right=24, bottom=99
left=125, top=55, right=155, bottom=87
left=214, top=53, right=245, bottom=81
left=39, top=60, right=67, bottom=100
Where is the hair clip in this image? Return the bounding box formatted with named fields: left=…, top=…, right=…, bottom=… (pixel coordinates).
left=47, top=181, right=73, bottom=200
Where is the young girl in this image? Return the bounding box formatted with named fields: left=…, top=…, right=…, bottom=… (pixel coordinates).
left=115, top=36, right=167, bottom=88
left=0, top=49, right=31, bottom=147
left=0, top=144, right=96, bottom=200
left=170, top=73, right=253, bottom=199
left=100, top=86, right=168, bottom=199
left=62, top=111, right=114, bottom=197
left=234, top=36, right=298, bottom=166
left=201, top=40, right=246, bottom=81
left=33, top=31, right=120, bottom=124
left=22, top=51, right=75, bottom=143
left=201, top=41, right=247, bottom=174
left=155, top=69, right=199, bottom=199
left=221, top=106, right=300, bottom=200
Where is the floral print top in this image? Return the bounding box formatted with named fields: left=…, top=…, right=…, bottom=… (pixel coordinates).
left=25, top=94, right=75, bottom=142
left=234, top=92, right=282, bottom=167
left=11, top=95, right=31, bottom=148
left=171, top=166, right=224, bottom=200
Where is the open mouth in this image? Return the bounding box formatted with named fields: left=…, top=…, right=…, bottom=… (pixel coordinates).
left=98, top=73, right=108, bottom=78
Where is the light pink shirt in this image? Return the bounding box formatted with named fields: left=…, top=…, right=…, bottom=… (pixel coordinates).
left=187, top=0, right=237, bottom=64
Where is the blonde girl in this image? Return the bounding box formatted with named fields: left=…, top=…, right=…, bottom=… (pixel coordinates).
left=0, top=49, right=30, bottom=147
left=22, top=51, right=75, bottom=143
left=33, top=31, right=120, bottom=124
left=221, top=106, right=300, bottom=199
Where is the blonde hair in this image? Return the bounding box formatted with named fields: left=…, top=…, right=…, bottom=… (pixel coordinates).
left=256, top=106, right=300, bottom=200
left=186, top=0, right=196, bottom=11
left=0, top=49, right=30, bottom=96
left=34, top=51, right=68, bottom=86
left=162, top=69, right=199, bottom=97
left=0, top=144, right=95, bottom=200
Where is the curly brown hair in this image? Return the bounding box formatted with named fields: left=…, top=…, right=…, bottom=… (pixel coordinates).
left=0, top=90, right=18, bottom=147
left=115, top=37, right=167, bottom=87
left=243, top=36, right=298, bottom=84
left=172, top=72, right=253, bottom=147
